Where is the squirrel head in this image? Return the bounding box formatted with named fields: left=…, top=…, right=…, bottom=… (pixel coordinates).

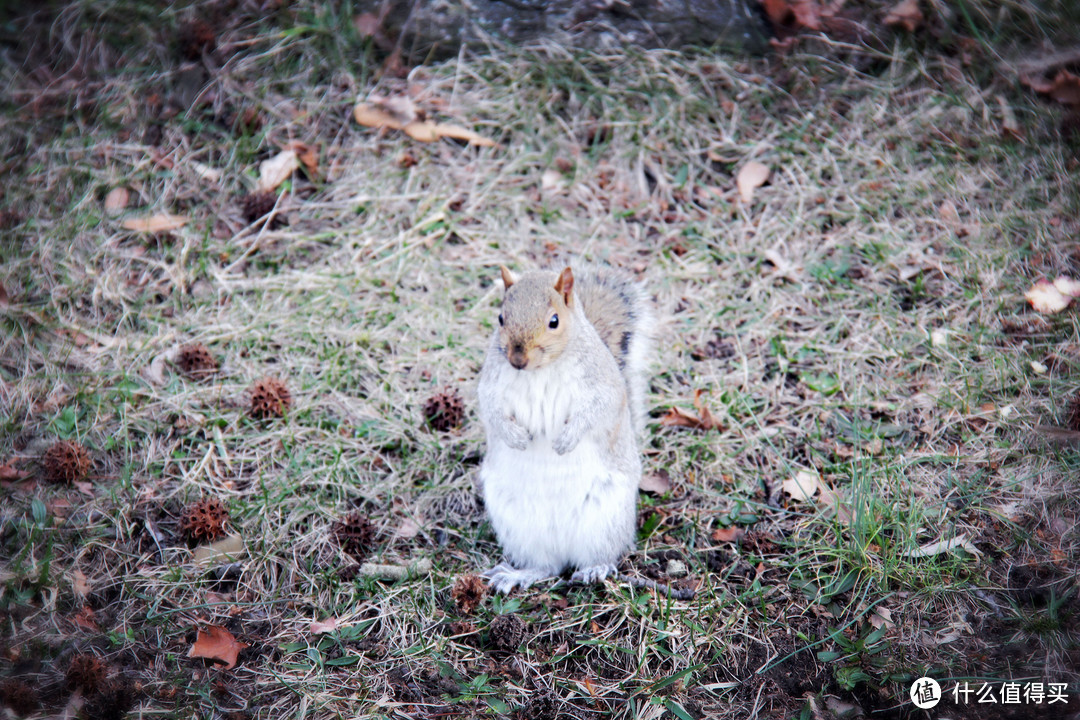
left=496, top=266, right=574, bottom=370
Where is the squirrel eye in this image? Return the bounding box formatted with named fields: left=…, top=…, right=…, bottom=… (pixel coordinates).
left=498, top=313, right=504, bottom=327
left=548, top=314, right=559, bottom=329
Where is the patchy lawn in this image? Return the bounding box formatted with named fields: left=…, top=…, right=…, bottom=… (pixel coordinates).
left=1, top=2, right=1079, bottom=719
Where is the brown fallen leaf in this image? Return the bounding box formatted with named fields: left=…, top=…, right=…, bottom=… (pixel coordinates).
left=72, top=605, right=99, bottom=632
left=353, top=12, right=380, bottom=37
left=711, top=526, right=746, bottom=543
left=639, top=470, right=672, bottom=495
left=188, top=624, right=248, bottom=669
left=394, top=517, right=421, bottom=540
left=402, top=120, right=440, bottom=142
left=72, top=570, right=91, bottom=598
left=0, top=280, right=7, bottom=305
left=256, top=149, right=300, bottom=193
left=790, top=0, right=823, bottom=30
left=736, top=161, right=770, bottom=204
left=1021, top=70, right=1080, bottom=106
left=104, top=187, right=129, bottom=214
left=353, top=103, right=404, bottom=130
left=660, top=389, right=722, bottom=431
left=884, top=0, right=923, bottom=32
left=310, top=617, right=338, bottom=635
left=122, top=213, right=187, bottom=233
left=428, top=123, right=497, bottom=148
left=0, top=461, right=26, bottom=481
left=1025, top=278, right=1072, bottom=314
left=281, top=141, right=319, bottom=178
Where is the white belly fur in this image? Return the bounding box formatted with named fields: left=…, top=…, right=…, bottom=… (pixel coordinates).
left=480, top=364, right=637, bottom=574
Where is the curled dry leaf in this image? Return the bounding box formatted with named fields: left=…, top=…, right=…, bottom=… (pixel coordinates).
left=996, top=95, right=1023, bottom=141
left=883, top=0, right=923, bottom=32
left=103, top=187, right=129, bottom=214
left=0, top=461, right=27, bottom=481
left=711, top=526, right=746, bottom=543
left=782, top=469, right=822, bottom=502
left=639, top=470, right=672, bottom=494
left=310, top=618, right=339, bottom=635
left=903, top=534, right=982, bottom=558
left=736, top=161, right=770, bottom=203
left=1022, top=70, right=1080, bottom=107
left=1052, top=275, right=1080, bottom=297
left=354, top=103, right=405, bottom=130
left=188, top=624, right=248, bottom=669
left=660, top=388, right=722, bottom=431
left=121, top=213, right=187, bottom=233
left=1025, top=278, right=1071, bottom=314
left=256, top=150, right=300, bottom=193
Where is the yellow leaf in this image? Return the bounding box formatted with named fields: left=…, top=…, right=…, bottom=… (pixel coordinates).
left=736, top=161, right=770, bottom=203
left=1025, top=278, right=1071, bottom=314
left=121, top=213, right=187, bottom=233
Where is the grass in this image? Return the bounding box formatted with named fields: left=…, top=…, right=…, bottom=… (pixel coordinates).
left=1, top=1, right=1080, bottom=719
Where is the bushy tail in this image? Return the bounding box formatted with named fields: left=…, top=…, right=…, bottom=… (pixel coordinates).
left=573, top=266, right=654, bottom=433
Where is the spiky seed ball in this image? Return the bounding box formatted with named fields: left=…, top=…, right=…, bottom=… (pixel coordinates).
left=1066, top=390, right=1080, bottom=431
left=521, top=691, right=559, bottom=720
left=249, top=377, right=291, bottom=419
left=176, top=343, right=218, bottom=380
left=0, top=678, right=38, bottom=715
left=423, top=386, right=464, bottom=432
left=488, top=614, right=526, bottom=652
left=67, top=653, right=108, bottom=692
left=240, top=192, right=285, bottom=229
left=332, top=512, right=376, bottom=559
left=180, top=497, right=229, bottom=543
left=178, top=19, right=216, bottom=60
left=451, top=574, right=487, bottom=615
left=82, top=677, right=135, bottom=720
left=42, top=440, right=92, bottom=484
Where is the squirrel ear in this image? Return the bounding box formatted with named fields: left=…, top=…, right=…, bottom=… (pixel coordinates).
left=499, top=265, right=516, bottom=289
left=554, top=267, right=574, bottom=305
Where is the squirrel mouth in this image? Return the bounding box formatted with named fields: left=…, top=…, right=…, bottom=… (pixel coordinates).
left=508, top=353, right=529, bottom=369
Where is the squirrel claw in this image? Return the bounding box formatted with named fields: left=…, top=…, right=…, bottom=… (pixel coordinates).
left=482, top=563, right=552, bottom=594
left=570, top=563, right=617, bottom=585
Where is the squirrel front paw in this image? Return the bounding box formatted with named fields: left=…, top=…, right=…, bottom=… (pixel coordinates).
left=552, top=427, right=580, bottom=455
left=483, top=563, right=552, bottom=594
left=501, top=419, right=531, bottom=450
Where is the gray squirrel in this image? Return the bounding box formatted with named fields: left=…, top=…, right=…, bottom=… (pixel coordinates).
left=478, top=264, right=654, bottom=593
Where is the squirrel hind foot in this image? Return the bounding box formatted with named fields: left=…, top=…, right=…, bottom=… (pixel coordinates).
left=482, top=563, right=553, bottom=594
left=570, top=563, right=618, bottom=585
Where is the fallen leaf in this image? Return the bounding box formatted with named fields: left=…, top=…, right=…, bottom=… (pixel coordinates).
left=660, top=389, right=722, bottom=430
left=72, top=605, right=99, bottom=631
left=790, top=0, right=823, bottom=30
left=310, top=617, right=339, bottom=635
left=884, top=0, right=923, bottom=32
left=428, top=123, right=497, bottom=148
left=0, top=280, right=7, bottom=304
left=122, top=213, right=187, bottom=233
left=104, top=187, right=129, bottom=214
left=193, top=534, right=246, bottom=566
left=1053, top=275, right=1080, bottom=297
left=394, top=517, right=421, bottom=539
left=353, top=103, right=405, bottom=130
left=402, top=120, right=440, bottom=142
left=938, top=199, right=960, bottom=224
left=73, top=480, right=95, bottom=497
left=782, top=469, right=822, bottom=502
left=188, top=624, right=248, bottom=669
left=736, top=161, right=770, bottom=203
left=256, top=150, right=299, bottom=193
left=541, top=168, right=565, bottom=194
left=903, top=534, right=982, bottom=558
left=1025, top=278, right=1071, bottom=314
left=868, top=606, right=894, bottom=630
left=996, top=95, right=1023, bottom=140
left=72, top=570, right=90, bottom=598
left=0, top=462, right=27, bottom=481
left=353, top=12, right=380, bottom=37
left=639, top=470, right=672, bottom=494
left=190, top=161, right=223, bottom=183
left=711, top=526, right=746, bottom=543
left=1034, top=424, right=1080, bottom=443
left=281, top=141, right=319, bottom=177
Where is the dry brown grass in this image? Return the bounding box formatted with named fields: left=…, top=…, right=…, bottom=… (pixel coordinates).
left=1, top=3, right=1079, bottom=719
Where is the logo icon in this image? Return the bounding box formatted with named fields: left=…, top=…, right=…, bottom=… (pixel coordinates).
left=910, top=677, right=942, bottom=709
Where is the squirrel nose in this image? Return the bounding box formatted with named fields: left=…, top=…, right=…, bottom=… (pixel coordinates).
left=508, top=344, right=528, bottom=369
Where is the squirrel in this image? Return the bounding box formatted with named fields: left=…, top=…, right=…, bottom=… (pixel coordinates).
left=478, top=264, right=654, bottom=593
